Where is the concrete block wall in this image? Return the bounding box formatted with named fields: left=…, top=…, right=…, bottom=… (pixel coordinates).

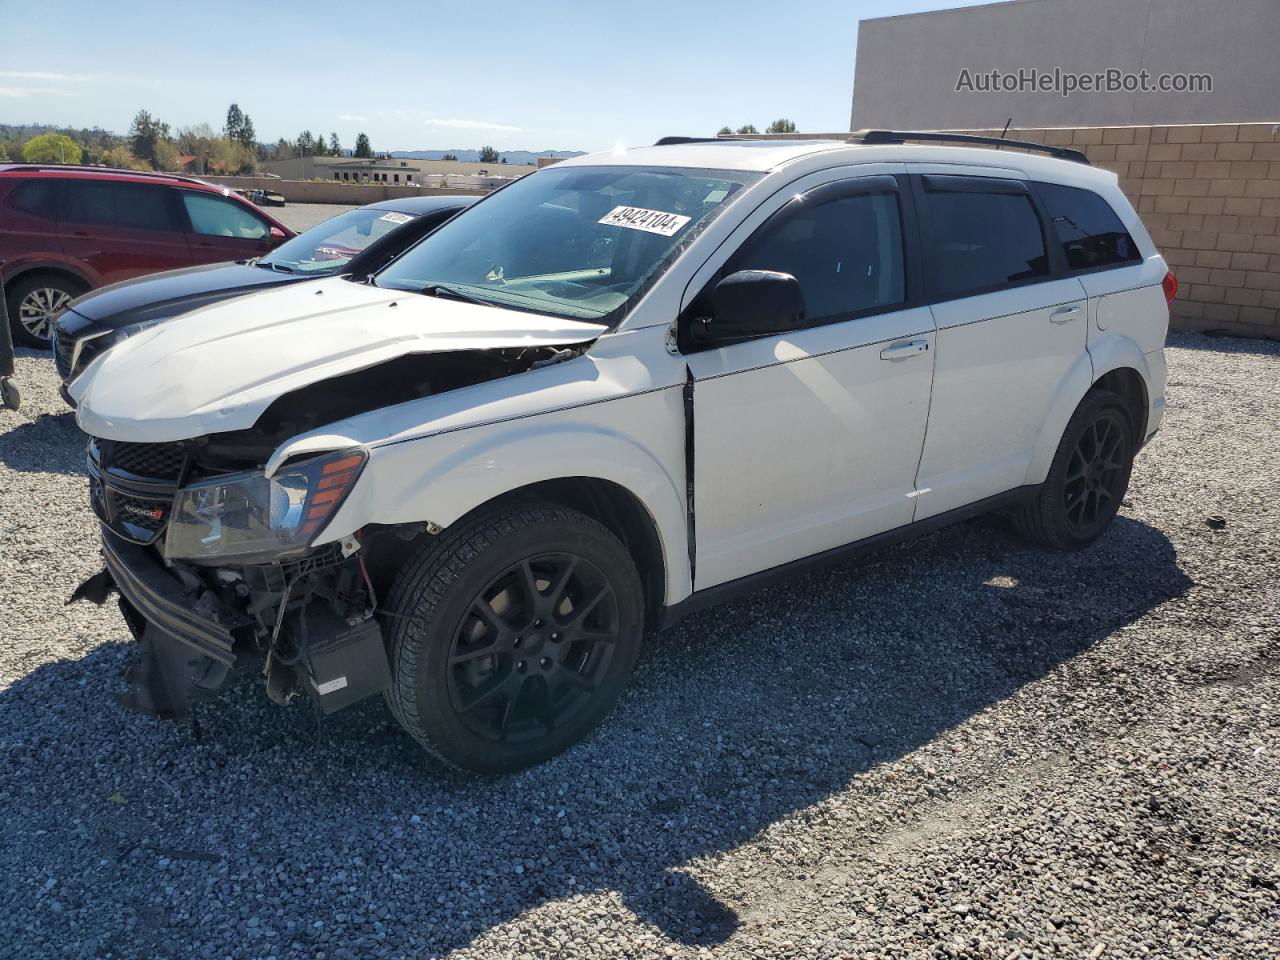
left=955, top=124, right=1280, bottom=340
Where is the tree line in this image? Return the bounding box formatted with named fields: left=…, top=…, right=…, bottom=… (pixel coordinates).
left=716, top=119, right=798, bottom=136
left=0, top=106, right=377, bottom=175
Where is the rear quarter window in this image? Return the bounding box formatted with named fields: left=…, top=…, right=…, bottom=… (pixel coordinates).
left=1034, top=182, right=1142, bottom=271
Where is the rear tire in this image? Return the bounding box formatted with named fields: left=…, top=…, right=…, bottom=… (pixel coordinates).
left=1013, top=389, right=1135, bottom=551
left=6, top=273, right=86, bottom=347
left=383, top=501, right=644, bottom=774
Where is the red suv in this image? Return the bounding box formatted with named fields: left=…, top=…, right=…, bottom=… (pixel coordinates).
left=0, top=165, right=295, bottom=345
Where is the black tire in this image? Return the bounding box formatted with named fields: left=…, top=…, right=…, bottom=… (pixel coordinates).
left=1013, top=389, right=1136, bottom=551
left=383, top=501, right=644, bottom=774
left=6, top=272, right=86, bottom=347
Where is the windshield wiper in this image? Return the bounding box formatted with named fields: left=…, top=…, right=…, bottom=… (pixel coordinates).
left=416, top=284, right=493, bottom=307
left=257, top=261, right=296, bottom=274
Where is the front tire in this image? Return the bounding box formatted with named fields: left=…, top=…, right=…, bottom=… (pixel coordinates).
left=6, top=273, right=85, bottom=347
left=1013, top=389, right=1136, bottom=551
left=383, top=502, right=644, bottom=774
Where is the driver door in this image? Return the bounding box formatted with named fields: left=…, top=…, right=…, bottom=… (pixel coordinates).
left=683, top=173, right=936, bottom=590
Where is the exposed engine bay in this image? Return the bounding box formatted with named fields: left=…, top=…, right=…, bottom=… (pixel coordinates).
left=71, top=343, right=588, bottom=719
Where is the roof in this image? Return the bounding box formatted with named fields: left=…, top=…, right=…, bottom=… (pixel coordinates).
left=0, top=163, right=233, bottom=193
left=555, top=138, right=1116, bottom=186
left=362, top=195, right=481, bottom=214
left=558, top=140, right=850, bottom=173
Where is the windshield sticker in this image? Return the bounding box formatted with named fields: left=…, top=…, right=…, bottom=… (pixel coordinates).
left=379, top=212, right=414, bottom=224
left=598, top=205, right=691, bottom=237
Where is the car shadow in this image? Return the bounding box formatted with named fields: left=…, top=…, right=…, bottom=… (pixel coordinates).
left=0, top=411, right=85, bottom=475
left=1, top=514, right=1190, bottom=958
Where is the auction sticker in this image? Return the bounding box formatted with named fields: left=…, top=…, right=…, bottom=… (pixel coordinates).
left=379, top=212, right=414, bottom=224
left=598, top=205, right=691, bottom=236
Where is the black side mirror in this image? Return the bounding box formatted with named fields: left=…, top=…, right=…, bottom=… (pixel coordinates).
left=692, top=270, right=805, bottom=347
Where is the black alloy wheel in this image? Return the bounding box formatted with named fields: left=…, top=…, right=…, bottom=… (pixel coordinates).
left=448, top=552, right=622, bottom=744
left=383, top=502, right=644, bottom=773
left=1062, top=409, right=1129, bottom=536
left=1013, top=389, right=1136, bottom=551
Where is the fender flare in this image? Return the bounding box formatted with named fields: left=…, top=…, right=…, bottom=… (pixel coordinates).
left=2, top=259, right=96, bottom=294
left=318, top=421, right=692, bottom=607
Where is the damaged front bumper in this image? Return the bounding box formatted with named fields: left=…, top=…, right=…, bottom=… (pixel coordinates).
left=73, top=527, right=391, bottom=721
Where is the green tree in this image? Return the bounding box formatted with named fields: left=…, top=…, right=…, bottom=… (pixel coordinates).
left=129, top=110, right=170, bottom=166
left=353, top=132, right=372, bottom=158
left=735, top=124, right=758, bottom=135
left=152, top=138, right=183, bottom=171
left=766, top=118, right=797, bottom=133
left=314, top=131, right=327, bottom=157
left=328, top=132, right=341, bottom=156
left=239, top=114, right=256, bottom=148
left=101, top=144, right=142, bottom=169
left=477, top=145, right=500, bottom=164
left=177, top=124, right=219, bottom=174
left=717, top=126, right=733, bottom=136
left=297, top=130, right=315, bottom=156
left=23, top=132, right=82, bottom=164
left=440, top=152, right=458, bottom=161
left=225, top=103, right=245, bottom=142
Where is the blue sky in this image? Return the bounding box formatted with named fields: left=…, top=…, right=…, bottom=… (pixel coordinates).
left=2, top=0, right=994, bottom=154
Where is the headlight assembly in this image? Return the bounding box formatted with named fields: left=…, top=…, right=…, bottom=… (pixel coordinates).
left=164, top=448, right=367, bottom=564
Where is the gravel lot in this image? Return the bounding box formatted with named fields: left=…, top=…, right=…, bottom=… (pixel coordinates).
left=1, top=333, right=1277, bottom=959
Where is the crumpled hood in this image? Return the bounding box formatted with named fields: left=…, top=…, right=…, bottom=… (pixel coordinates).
left=72, top=276, right=606, bottom=442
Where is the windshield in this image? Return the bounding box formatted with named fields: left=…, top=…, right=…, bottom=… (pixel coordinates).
left=375, top=165, right=760, bottom=322
left=259, top=208, right=417, bottom=274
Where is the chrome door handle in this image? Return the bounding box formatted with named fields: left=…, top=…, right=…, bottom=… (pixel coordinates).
left=1050, top=305, right=1082, bottom=323
left=879, top=339, right=930, bottom=360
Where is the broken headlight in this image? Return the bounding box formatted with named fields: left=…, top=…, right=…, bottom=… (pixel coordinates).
left=164, top=449, right=367, bottom=564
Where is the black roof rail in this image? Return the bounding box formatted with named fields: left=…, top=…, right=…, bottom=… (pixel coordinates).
left=653, top=136, right=724, bottom=146
left=853, top=129, right=1090, bottom=165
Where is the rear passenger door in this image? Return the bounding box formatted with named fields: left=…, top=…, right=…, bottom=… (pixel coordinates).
left=909, top=170, right=1088, bottom=520
left=59, top=180, right=192, bottom=284
left=684, top=173, right=936, bottom=589
left=179, top=192, right=276, bottom=264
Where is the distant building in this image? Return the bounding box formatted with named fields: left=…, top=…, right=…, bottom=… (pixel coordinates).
left=261, top=155, right=531, bottom=183
left=850, top=0, right=1280, bottom=131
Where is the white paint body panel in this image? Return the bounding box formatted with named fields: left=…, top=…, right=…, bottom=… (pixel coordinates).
left=689, top=308, right=935, bottom=588
left=70, top=276, right=606, bottom=442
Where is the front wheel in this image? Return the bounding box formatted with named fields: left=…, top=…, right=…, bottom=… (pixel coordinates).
left=383, top=502, right=644, bottom=774
left=1013, top=389, right=1136, bottom=550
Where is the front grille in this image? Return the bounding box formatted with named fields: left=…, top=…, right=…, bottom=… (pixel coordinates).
left=101, top=440, right=188, bottom=483
left=89, top=439, right=188, bottom=545
left=53, top=330, right=74, bottom=380
left=106, top=490, right=170, bottom=532
left=75, top=337, right=107, bottom=376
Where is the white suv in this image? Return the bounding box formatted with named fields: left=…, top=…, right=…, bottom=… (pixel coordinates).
left=70, top=133, right=1172, bottom=773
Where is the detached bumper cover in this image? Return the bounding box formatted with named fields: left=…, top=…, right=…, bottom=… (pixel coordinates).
left=98, top=529, right=237, bottom=668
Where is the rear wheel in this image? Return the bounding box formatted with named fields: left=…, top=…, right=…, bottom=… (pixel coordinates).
left=6, top=273, right=85, bottom=346
left=1014, top=389, right=1135, bottom=550
left=383, top=502, right=644, bottom=774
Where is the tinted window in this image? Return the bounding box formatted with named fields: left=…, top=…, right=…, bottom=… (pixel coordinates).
left=182, top=193, right=269, bottom=240
left=925, top=189, right=1048, bottom=298
left=9, top=180, right=59, bottom=219
left=731, top=190, right=905, bottom=323
left=63, top=181, right=179, bottom=232
left=1035, top=182, right=1142, bottom=271
left=260, top=208, right=417, bottom=274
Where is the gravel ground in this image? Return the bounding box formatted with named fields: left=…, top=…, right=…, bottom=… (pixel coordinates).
left=1, top=333, right=1277, bottom=959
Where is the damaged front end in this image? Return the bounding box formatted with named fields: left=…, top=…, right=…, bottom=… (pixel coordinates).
left=72, top=340, right=590, bottom=720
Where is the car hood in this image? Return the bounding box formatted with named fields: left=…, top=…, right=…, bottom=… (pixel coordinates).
left=67, top=261, right=307, bottom=329
left=72, top=276, right=607, bottom=443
